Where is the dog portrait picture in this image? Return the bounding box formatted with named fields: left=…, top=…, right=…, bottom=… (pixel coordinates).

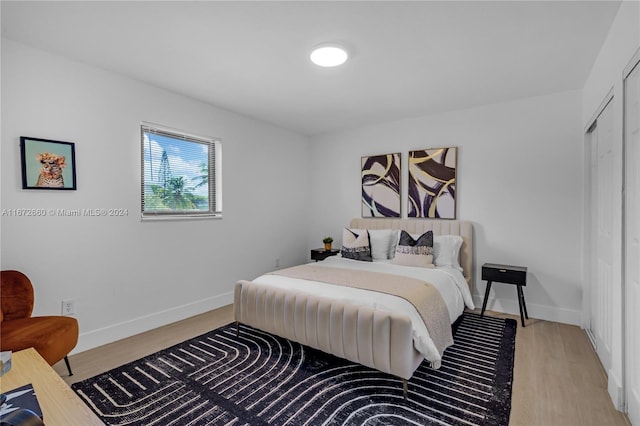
left=20, top=137, right=77, bottom=190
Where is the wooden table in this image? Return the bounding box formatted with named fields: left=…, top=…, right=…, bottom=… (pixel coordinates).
left=0, top=348, right=103, bottom=425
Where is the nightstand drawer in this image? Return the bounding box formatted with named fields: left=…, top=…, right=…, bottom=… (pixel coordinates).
left=482, top=263, right=527, bottom=285
left=310, top=248, right=339, bottom=261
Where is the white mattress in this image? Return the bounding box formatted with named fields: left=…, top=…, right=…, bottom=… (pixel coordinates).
left=252, top=256, right=475, bottom=365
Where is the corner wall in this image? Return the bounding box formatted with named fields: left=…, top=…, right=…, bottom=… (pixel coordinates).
left=308, top=90, right=584, bottom=325
left=1, top=39, right=312, bottom=353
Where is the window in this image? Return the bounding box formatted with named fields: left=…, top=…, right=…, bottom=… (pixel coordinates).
left=141, top=122, right=222, bottom=219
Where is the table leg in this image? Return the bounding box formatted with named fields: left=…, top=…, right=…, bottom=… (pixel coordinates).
left=517, top=285, right=526, bottom=327
left=520, top=286, right=529, bottom=319
left=481, top=281, right=492, bottom=317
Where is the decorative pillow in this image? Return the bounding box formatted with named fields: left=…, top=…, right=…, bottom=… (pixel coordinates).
left=433, top=235, right=464, bottom=271
left=392, top=230, right=435, bottom=268
left=341, top=228, right=372, bottom=262
left=368, top=229, right=397, bottom=260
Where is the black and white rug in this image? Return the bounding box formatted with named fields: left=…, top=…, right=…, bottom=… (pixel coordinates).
left=72, top=312, right=516, bottom=425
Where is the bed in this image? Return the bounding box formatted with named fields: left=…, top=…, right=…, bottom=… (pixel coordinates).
left=234, top=218, right=474, bottom=396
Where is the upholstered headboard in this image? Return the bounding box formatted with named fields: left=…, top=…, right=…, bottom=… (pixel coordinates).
left=350, top=218, right=474, bottom=292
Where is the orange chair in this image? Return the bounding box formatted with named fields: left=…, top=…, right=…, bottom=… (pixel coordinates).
left=0, top=270, right=78, bottom=375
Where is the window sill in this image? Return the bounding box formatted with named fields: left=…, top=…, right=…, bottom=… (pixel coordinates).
left=141, top=213, right=223, bottom=221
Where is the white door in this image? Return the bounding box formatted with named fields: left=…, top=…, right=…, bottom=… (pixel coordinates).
left=587, top=97, right=614, bottom=373
left=625, top=58, right=640, bottom=426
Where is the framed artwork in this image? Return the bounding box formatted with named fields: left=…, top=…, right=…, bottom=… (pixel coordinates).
left=408, top=147, right=457, bottom=219
left=20, top=136, right=77, bottom=190
left=361, top=152, right=401, bottom=217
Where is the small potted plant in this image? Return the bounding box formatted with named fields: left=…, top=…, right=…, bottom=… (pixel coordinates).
left=322, top=236, right=333, bottom=251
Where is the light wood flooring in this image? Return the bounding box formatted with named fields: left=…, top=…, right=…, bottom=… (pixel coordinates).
left=54, top=305, right=630, bottom=426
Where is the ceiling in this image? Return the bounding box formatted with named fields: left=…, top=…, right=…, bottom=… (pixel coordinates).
left=1, top=1, right=621, bottom=136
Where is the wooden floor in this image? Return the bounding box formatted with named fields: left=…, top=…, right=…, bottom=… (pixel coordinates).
left=55, top=305, right=630, bottom=426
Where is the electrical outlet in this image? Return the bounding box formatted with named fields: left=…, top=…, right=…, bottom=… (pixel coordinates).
left=62, top=299, right=75, bottom=316
left=275, top=258, right=280, bottom=268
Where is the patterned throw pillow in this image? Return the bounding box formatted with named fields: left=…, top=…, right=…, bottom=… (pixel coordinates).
left=392, top=230, right=435, bottom=268
left=341, top=228, right=372, bottom=262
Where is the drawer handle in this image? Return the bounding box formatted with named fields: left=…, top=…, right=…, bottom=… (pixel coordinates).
left=499, top=269, right=507, bottom=272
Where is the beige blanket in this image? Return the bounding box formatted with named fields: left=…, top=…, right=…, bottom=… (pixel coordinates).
left=269, top=264, right=453, bottom=358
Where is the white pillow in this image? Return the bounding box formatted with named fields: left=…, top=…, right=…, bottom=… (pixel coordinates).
left=388, top=230, right=401, bottom=258
left=368, top=229, right=397, bottom=260
left=433, top=235, right=463, bottom=271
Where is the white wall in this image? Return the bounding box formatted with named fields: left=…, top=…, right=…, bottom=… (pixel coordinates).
left=1, top=39, right=311, bottom=353
left=581, top=0, right=640, bottom=411
left=308, top=90, right=584, bottom=325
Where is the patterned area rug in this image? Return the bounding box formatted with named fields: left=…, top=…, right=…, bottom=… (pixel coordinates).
left=72, top=312, right=516, bottom=425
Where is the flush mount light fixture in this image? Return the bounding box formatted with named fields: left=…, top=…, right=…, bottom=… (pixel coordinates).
left=310, top=44, right=349, bottom=67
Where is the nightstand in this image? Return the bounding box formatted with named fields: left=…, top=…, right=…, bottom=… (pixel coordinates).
left=481, top=262, right=529, bottom=327
left=310, top=248, right=339, bottom=262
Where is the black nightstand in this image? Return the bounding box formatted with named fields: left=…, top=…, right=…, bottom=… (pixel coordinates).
left=310, top=248, right=339, bottom=262
left=481, top=262, right=529, bottom=327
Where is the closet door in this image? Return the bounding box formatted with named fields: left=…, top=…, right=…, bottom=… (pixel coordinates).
left=587, top=97, right=614, bottom=373
left=624, top=57, right=640, bottom=426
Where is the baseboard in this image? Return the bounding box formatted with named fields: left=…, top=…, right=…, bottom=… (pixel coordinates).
left=471, top=294, right=581, bottom=326
left=607, top=369, right=625, bottom=411
left=72, top=292, right=234, bottom=354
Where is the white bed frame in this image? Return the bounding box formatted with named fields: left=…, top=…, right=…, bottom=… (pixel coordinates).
left=234, top=219, right=473, bottom=397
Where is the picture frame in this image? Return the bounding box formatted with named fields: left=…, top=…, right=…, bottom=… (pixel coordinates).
left=20, top=136, right=77, bottom=190
left=408, top=147, right=457, bottom=219
left=361, top=152, right=401, bottom=217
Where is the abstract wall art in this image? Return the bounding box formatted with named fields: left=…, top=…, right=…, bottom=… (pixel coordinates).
left=361, top=153, right=401, bottom=217
left=408, top=147, right=457, bottom=219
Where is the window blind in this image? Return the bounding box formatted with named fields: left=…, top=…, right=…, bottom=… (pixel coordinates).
left=140, top=122, right=222, bottom=219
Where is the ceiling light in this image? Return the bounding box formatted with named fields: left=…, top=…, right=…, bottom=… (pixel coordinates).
left=310, top=44, right=349, bottom=67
